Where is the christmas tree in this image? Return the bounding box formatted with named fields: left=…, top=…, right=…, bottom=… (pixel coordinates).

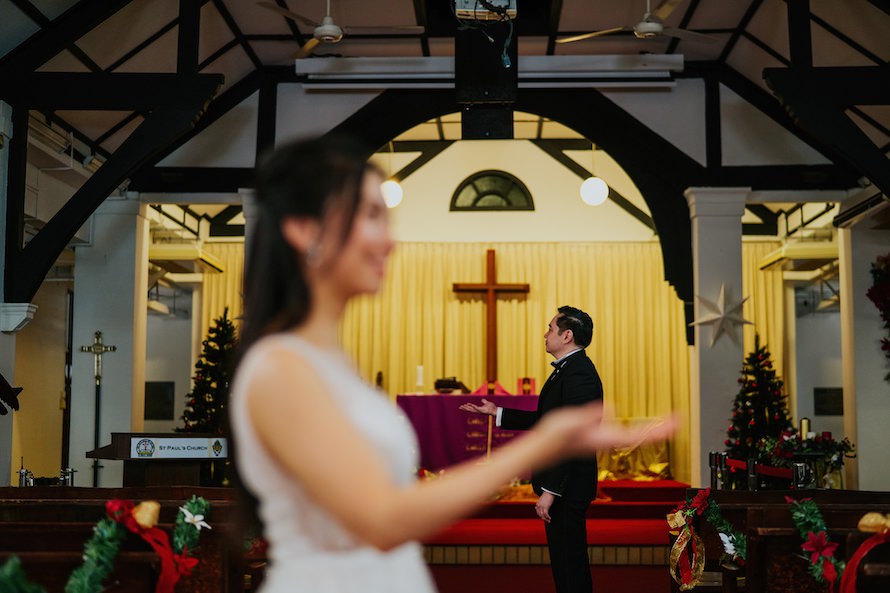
left=178, top=308, right=237, bottom=434
left=724, top=336, right=794, bottom=486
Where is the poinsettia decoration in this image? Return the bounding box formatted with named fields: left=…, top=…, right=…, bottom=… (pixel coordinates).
left=785, top=495, right=845, bottom=591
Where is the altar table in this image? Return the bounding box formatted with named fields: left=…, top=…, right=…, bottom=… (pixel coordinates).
left=396, top=394, right=538, bottom=472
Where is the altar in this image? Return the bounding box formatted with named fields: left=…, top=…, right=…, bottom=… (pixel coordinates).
left=397, top=394, right=538, bottom=472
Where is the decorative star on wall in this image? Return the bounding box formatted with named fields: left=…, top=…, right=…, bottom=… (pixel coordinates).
left=688, top=283, right=752, bottom=348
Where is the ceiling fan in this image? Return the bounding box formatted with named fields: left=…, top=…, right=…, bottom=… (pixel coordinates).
left=556, top=0, right=716, bottom=45
left=257, top=0, right=425, bottom=58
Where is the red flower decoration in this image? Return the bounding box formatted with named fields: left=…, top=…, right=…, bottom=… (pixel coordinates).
left=689, top=488, right=711, bottom=515
left=106, top=499, right=139, bottom=533
left=821, top=557, right=837, bottom=586
left=801, top=531, right=838, bottom=565
left=174, top=550, right=200, bottom=576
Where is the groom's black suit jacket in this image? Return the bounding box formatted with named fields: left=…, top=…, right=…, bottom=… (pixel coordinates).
left=500, top=350, right=603, bottom=501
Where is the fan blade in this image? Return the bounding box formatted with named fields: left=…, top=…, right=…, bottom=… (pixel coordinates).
left=295, top=37, right=321, bottom=59
left=556, top=27, right=629, bottom=44
left=342, top=25, right=425, bottom=35
left=651, top=0, right=684, bottom=22
left=257, top=1, right=319, bottom=28
left=662, top=27, right=718, bottom=43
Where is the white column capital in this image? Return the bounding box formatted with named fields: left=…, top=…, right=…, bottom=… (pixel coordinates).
left=96, top=196, right=146, bottom=217
left=0, top=302, right=38, bottom=333
left=239, top=188, right=259, bottom=219
left=684, top=187, right=750, bottom=220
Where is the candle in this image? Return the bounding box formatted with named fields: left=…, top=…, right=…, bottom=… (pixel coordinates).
left=416, top=365, right=424, bottom=388
left=800, top=417, right=810, bottom=439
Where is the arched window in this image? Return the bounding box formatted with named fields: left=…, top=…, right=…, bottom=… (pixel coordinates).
left=450, top=170, right=534, bottom=211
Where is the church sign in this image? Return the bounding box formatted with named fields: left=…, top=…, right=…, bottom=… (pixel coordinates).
left=130, top=436, right=227, bottom=459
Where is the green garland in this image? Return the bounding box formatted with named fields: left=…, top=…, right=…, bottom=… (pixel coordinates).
left=172, top=495, right=212, bottom=555
left=65, top=518, right=128, bottom=593
left=785, top=496, right=845, bottom=588
left=0, top=497, right=210, bottom=593
left=701, top=498, right=747, bottom=564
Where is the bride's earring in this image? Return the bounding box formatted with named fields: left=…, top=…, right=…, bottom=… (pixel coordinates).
left=306, top=243, right=322, bottom=267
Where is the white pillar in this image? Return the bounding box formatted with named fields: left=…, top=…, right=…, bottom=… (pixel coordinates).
left=685, top=187, right=748, bottom=487
left=70, top=197, right=149, bottom=486
left=839, top=225, right=890, bottom=491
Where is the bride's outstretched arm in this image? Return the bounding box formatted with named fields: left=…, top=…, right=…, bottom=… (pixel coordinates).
left=245, top=348, right=676, bottom=551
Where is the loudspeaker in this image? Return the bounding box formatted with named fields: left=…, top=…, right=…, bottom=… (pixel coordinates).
left=461, top=105, right=513, bottom=140
left=455, top=21, right=518, bottom=104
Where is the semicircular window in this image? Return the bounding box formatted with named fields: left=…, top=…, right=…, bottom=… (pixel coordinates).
left=451, top=170, right=534, bottom=211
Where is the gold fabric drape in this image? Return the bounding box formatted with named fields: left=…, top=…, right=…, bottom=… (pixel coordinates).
left=742, top=241, right=785, bottom=381
left=200, top=242, right=245, bottom=339
left=341, top=242, right=692, bottom=482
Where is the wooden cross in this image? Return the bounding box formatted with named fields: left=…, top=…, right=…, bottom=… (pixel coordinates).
left=453, top=249, right=529, bottom=392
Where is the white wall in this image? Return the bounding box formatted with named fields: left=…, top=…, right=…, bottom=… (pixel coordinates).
left=144, top=315, right=193, bottom=433
left=386, top=140, right=656, bottom=243
left=795, top=311, right=844, bottom=439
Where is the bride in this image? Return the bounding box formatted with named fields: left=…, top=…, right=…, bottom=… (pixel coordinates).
left=229, top=135, right=676, bottom=592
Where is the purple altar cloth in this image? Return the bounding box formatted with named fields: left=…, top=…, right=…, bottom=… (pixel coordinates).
left=396, top=394, right=539, bottom=472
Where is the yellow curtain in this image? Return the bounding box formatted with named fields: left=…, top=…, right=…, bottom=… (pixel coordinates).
left=742, top=241, right=785, bottom=381
left=200, top=242, right=245, bottom=340
left=341, top=242, right=692, bottom=482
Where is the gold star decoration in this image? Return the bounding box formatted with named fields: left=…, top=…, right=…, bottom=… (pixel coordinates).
left=688, top=283, right=752, bottom=348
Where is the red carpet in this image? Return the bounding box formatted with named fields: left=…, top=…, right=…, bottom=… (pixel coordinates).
left=424, top=480, right=687, bottom=593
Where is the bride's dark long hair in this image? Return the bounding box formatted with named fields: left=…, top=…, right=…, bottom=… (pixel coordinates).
left=228, top=134, right=373, bottom=558
left=239, top=135, right=372, bottom=353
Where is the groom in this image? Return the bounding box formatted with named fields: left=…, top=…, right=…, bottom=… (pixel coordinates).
left=460, top=305, right=603, bottom=593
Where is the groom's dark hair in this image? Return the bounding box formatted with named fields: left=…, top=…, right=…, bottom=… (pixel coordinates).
left=556, top=305, right=593, bottom=347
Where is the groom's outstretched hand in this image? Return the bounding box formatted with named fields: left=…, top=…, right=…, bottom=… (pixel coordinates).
left=459, top=398, right=497, bottom=416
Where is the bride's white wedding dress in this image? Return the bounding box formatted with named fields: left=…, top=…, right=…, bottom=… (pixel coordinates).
left=231, top=334, right=437, bottom=593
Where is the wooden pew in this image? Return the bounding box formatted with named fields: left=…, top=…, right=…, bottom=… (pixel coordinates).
left=0, top=486, right=244, bottom=593
left=676, top=489, right=890, bottom=593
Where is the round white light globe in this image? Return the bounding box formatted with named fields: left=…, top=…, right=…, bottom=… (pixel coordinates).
left=580, top=177, right=609, bottom=206
left=381, top=179, right=403, bottom=208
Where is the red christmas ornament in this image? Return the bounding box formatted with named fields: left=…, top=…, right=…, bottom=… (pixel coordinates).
left=749, top=418, right=756, bottom=426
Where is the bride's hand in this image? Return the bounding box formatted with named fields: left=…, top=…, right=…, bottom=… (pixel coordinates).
left=538, top=402, right=677, bottom=456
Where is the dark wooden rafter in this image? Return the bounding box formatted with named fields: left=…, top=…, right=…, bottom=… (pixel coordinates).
left=129, top=67, right=280, bottom=176
left=665, top=0, right=702, bottom=55
left=5, top=97, right=222, bottom=303
left=256, top=76, right=278, bottom=160
left=704, top=74, right=721, bottom=169
left=718, top=0, right=765, bottom=64
left=744, top=204, right=779, bottom=235
left=705, top=63, right=860, bottom=180
left=807, top=11, right=885, bottom=66
left=269, top=0, right=311, bottom=51
left=9, top=0, right=102, bottom=72
left=211, top=0, right=262, bottom=69
left=786, top=0, right=813, bottom=67
left=763, top=66, right=890, bottom=197
left=411, top=0, right=431, bottom=56
left=389, top=140, right=453, bottom=182
left=129, top=167, right=253, bottom=193
left=1, top=73, right=223, bottom=110
left=2, top=72, right=222, bottom=303
left=866, top=0, right=890, bottom=16
left=178, top=0, right=202, bottom=74
left=741, top=29, right=790, bottom=65
left=0, top=0, right=133, bottom=76
left=545, top=0, right=564, bottom=56
left=94, top=112, right=141, bottom=147
left=529, top=139, right=657, bottom=232
left=209, top=205, right=245, bottom=237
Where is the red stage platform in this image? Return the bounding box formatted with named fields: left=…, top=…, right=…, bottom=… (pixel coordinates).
left=423, top=479, right=688, bottom=593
